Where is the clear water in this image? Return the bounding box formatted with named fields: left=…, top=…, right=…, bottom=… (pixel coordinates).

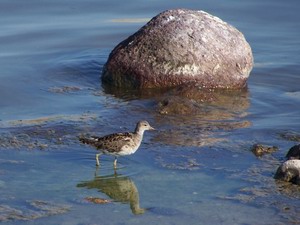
left=1, top=0, right=300, bottom=224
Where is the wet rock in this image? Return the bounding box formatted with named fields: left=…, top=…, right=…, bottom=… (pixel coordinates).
left=102, top=9, right=253, bottom=89
left=274, top=160, right=300, bottom=185
left=286, top=144, right=300, bottom=160
left=251, top=144, right=278, bottom=157
left=274, top=144, right=300, bottom=185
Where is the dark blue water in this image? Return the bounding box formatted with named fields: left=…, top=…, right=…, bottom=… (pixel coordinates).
left=1, top=0, right=300, bottom=224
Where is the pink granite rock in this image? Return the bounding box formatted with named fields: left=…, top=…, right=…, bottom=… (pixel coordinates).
left=102, top=9, right=253, bottom=89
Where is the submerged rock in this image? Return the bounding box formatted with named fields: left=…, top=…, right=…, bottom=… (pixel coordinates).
left=84, top=197, right=111, bottom=204
left=157, top=96, right=200, bottom=115
left=279, top=132, right=300, bottom=142
left=156, top=83, right=249, bottom=116
left=0, top=113, right=98, bottom=151
left=0, top=200, right=70, bottom=222
left=48, top=86, right=81, bottom=93
left=102, top=9, right=253, bottom=89
left=153, top=86, right=250, bottom=147
left=251, top=144, right=278, bottom=157
left=274, top=160, right=300, bottom=185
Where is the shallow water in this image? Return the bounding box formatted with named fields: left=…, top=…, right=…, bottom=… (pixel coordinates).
left=1, top=0, right=300, bottom=224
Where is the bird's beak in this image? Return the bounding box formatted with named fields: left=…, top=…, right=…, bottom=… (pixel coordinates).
left=150, top=126, right=155, bottom=130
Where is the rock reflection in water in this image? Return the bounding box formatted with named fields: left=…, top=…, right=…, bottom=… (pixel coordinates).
left=102, top=83, right=251, bottom=147
left=154, top=86, right=251, bottom=147
left=101, top=82, right=170, bottom=100
left=157, top=85, right=249, bottom=118
left=77, top=171, right=145, bottom=215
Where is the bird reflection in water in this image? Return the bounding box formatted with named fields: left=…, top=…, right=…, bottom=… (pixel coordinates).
left=77, top=170, right=145, bottom=215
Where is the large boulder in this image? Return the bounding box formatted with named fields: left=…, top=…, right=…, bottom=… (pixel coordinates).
left=102, top=9, right=253, bottom=89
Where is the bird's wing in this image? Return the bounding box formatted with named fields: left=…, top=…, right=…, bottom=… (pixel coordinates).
left=94, top=132, right=134, bottom=153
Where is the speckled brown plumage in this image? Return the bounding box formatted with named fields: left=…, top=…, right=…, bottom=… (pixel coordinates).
left=79, top=121, right=154, bottom=167
left=81, top=132, right=136, bottom=154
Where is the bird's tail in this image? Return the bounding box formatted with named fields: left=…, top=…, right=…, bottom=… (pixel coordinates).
left=79, top=136, right=98, bottom=145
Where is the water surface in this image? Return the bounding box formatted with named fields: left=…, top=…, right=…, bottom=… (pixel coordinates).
left=1, top=0, right=300, bottom=224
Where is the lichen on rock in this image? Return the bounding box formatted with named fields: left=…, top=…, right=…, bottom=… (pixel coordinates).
left=102, top=9, right=253, bottom=89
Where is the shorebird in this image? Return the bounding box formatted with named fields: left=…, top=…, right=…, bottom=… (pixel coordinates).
left=79, top=121, right=154, bottom=168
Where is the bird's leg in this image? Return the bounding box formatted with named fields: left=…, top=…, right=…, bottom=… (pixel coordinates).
left=94, top=166, right=100, bottom=177
left=96, top=153, right=101, bottom=166
left=113, top=157, right=118, bottom=169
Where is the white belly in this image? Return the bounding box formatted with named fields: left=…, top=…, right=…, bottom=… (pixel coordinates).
left=119, top=143, right=141, bottom=155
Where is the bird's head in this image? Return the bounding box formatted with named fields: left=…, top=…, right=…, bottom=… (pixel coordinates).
left=135, top=120, right=155, bottom=134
